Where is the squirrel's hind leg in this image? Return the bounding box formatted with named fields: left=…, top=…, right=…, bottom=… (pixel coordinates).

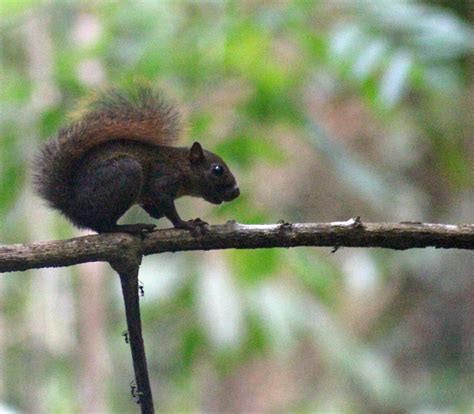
left=68, top=157, right=144, bottom=233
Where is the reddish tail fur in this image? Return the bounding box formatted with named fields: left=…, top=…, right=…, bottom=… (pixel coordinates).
left=34, top=87, right=181, bottom=214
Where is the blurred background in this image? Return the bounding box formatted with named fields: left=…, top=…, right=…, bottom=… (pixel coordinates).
left=1, top=1, right=473, bottom=413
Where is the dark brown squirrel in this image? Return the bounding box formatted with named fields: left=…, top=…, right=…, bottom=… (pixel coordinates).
left=33, top=87, right=239, bottom=234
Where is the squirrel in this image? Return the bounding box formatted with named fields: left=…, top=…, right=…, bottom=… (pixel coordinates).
left=33, top=87, right=239, bottom=234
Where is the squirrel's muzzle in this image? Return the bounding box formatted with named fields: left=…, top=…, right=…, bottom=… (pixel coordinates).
left=223, top=185, right=240, bottom=202
left=207, top=184, right=239, bottom=204
left=228, top=186, right=240, bottom=200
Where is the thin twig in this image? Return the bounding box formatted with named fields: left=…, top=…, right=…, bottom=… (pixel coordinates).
left=111, top=247, right=154, bottom=414
left=117, top=267, right=154, bottom=413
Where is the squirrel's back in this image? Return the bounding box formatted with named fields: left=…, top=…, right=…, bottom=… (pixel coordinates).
left=34, top=87, right=181, bottom=215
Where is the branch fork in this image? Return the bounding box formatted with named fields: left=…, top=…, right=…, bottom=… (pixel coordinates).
left=1, top=219, right=473, bottom=413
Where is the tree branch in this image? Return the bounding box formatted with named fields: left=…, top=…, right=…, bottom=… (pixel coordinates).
left=2, top=219, right=473, bottom=413
left=112, top=255, right=154, bottom=414
left=1, top=220, right=473, bottom=273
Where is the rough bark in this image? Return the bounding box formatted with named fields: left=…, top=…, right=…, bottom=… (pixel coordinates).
left=1, top=220, right=473, bottom=273
left=2, top=218, right=473, bottom=413
left=115, top=263, right=154, bottom=414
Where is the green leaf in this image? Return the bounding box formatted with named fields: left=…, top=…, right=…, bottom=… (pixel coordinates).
left=215, top=134, right=285, bottom=167
left=0, top=132, right=24, bottom=219
left=229, top=249, right=281, bottom=285
left=378, top=50, right=412, bottom=108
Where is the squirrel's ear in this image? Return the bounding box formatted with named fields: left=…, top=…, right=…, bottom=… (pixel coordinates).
left=189, top=142, right=204, bottom=164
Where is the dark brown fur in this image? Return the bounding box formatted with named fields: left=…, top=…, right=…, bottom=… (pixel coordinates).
left=34, top=87, right=239, bottom=233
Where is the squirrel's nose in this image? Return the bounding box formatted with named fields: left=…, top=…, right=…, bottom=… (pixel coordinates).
left=230, top=186, right=240, bottom=199
left=222, top=185, right=240, bottom=202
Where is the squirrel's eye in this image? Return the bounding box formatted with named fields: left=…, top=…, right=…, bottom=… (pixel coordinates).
left=212, top=164, right=224, bottom=176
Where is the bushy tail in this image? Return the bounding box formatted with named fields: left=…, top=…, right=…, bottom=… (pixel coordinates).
left=33, top=86, right=181, bottom=213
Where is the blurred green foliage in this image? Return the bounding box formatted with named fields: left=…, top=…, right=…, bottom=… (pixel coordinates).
left=1, top=1, right=473, bottom=413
